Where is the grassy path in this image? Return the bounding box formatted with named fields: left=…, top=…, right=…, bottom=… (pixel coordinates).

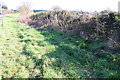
left=0, top=14, right=120, bottom=78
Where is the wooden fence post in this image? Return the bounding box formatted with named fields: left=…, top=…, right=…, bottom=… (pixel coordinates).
left=0, top=1, right=3, bottom=26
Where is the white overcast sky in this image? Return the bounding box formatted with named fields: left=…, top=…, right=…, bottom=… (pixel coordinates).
left=2, top=0, right=120, bottom=12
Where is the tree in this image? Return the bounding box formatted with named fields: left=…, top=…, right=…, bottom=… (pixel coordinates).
left=17, top=2, right=32, bottom=24
left=17, top=2, right=32, bottom=16
left=52, top=6, right=62, bottom=10
left=2, top=5, right=8, bottom=9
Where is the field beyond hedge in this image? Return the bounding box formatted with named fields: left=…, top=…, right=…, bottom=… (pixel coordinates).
left=0, top=14, right=120, bottom=78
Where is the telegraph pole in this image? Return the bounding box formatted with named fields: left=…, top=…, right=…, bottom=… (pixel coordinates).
left=118, top=1, right=120, bottom=18
left=0, top=0, right=3, bottom=26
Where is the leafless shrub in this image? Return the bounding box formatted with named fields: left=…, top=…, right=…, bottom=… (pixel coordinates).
left=18, top=2, right=32, bottom=16
left=17, top=2, right=32, bottom=24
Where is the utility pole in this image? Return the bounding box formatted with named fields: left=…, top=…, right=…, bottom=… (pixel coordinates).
left=0, top=0, right=3, bottom=26
left=118, top=1, right=120, bottom=18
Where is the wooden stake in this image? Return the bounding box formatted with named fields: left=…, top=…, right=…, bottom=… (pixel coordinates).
left=0, top=1, right=3, bottom=26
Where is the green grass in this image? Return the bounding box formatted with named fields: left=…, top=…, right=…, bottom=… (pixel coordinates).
left=0, top=14, right=120, bottom=78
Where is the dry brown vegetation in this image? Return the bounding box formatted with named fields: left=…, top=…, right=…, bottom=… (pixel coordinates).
left=17, top=2, right=32, bottom=24
left=18, top=10, right=120, bottom=54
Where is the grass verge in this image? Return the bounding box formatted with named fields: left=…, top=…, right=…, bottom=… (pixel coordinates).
left=0, top=14, right=120, bottom=78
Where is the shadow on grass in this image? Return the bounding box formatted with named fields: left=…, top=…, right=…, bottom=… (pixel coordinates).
left=35, top=29, right=120, bottom=78
left=20, top=28, right=120, bottom=78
